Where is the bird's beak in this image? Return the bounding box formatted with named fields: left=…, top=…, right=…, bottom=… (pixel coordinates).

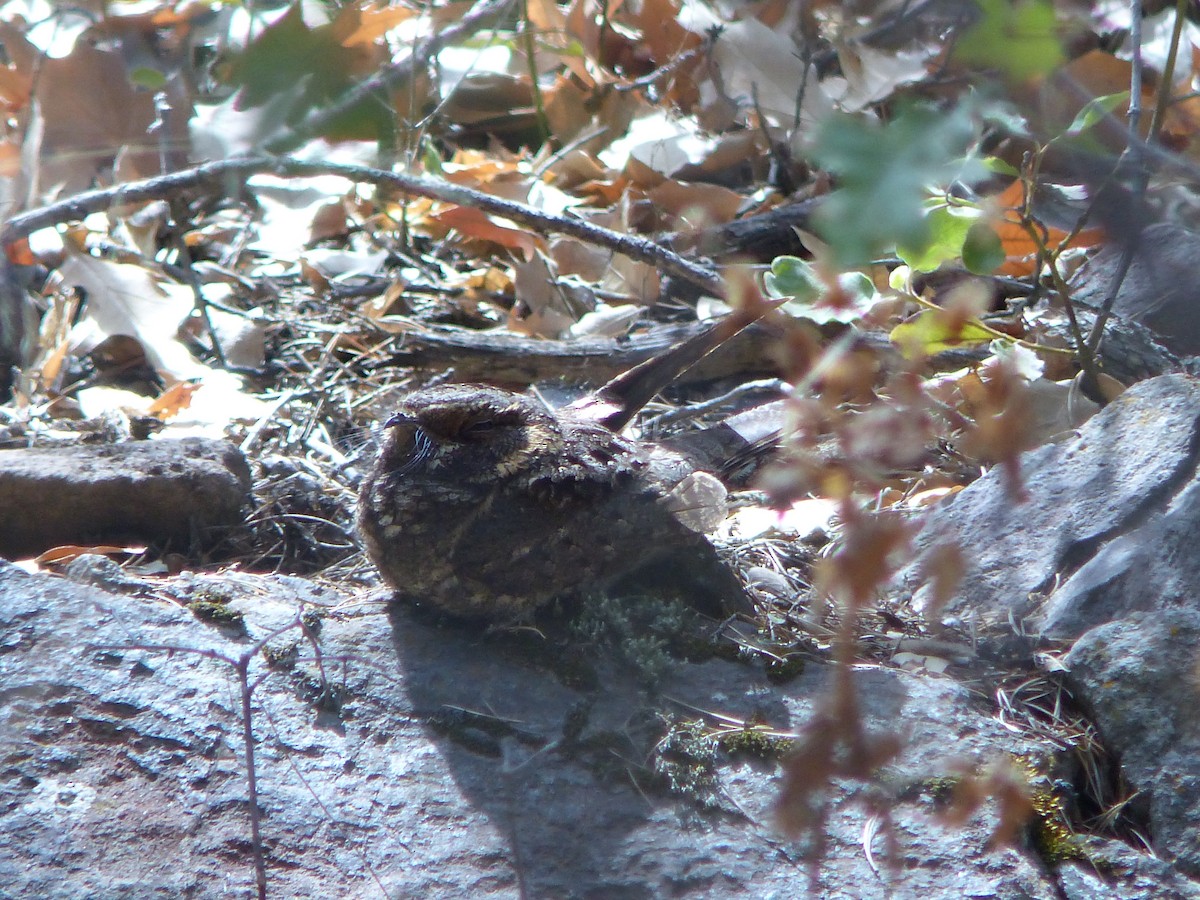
left=385, top=412, right=416, bottom=429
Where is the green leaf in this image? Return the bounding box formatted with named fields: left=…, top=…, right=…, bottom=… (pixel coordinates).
left=962, top=222, right=1005, bottom=274
left=809, top=102, right=984, bottom=267
left=890, top=309, right=994, bottom=358
left=982, top=156, right=1021, bottom=177
left=764, top=256, right=878, bottom=324
left=954, top=0, right=1064, bottom=83
left=129, top=67, right=167, bottom=90
left=421, top=140, right=445, bottom=176
left=764, top=256, right=822, bottom=303
left=222, top=3, right=393, bottom=143
left=897, top=205, right=978, bottom=273
left=1064, top=92, right=1128, bottom=136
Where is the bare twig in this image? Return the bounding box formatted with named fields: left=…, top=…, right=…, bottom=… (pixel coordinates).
left=1083, top=1, right=1153, bottom=359
left=0, top=156, right=723, bottom=297
left=1148, top=0, right=1189, bottom=140
left=616, top=26, right=719, bottom=95
left=90, top=616, right=315, bottom=900
left=519, top=0, right=551, bottom=144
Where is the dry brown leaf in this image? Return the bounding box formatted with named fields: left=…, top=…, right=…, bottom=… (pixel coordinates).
left=814, top=511, right=912, bottom=608
left=60, top=250, right=202, bottom=380
left=328, top=3, right=391, bottom=77
left=568, top=302, right=642, bottom=338
left=147, top=380, right=202, bottom=420
left=5, top=237, right=34, bottom=266
left=510, top=251, right=581, bottom=337
left=1040, top=49, right=1200, bottom=152
left=151, top=0, right=222, bottom=29
left=363, top=280, right=411, bottom=321
left=340, top=3, right=418, bottom=47
left=299, top=258, right=332, bottom=294
left=526, top=0, right=568, bottom=31
left=645, top=180, right=745, bottom=228
left=441, top=72, right=535, bottom=126
left=451, top=267, right=513, bottom=311
left=626, top=0, right=700, bottom=69
left=35, top=42, right=171, bottom=189
left=0, top=20, right=37, bottom=76
left=602, top=254, right=661, bottom=304
left=542, top=77, right=595, bottom=145
left=575, top=174, right=630, bottom=206
left=989, top=181, right=1104, bottom=276
left=0, top=62, right=29, bottom=112
left=34, top=544, right=147, bottom=565
left=309, top=201, right=352, bottom=243
left=550, top=236, right=609, bottom=281
left=434, top=205, right=544, bottom=262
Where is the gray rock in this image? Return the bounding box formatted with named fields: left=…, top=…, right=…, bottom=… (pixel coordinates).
left=902, top=374, right=1200, bottom=636
left=1070, top=223, right=1200, bottom=357
left=1065, top=611, right=1200, bottom=877
left=1059, top=840, right=1200, bottom=900
left=0, top=560, right=1072, bottom=898
left=0, top=437, right=251, bottom=557
left=899, top=372, right=1200, bottom=888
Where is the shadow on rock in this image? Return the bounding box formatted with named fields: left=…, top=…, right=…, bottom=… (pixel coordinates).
left=384, top=597, right=795, bottom=897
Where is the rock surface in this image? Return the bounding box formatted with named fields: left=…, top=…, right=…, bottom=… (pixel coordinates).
left=902, top=374, right=1200, bottom=637
left=0, top=437, right=251, bottom=557
left=10, top=377, right=1200, bottom=896
left=1070, top=223, right=1200, bottom=357
left=0, top=560, right=1091, bottom=899
left=902, top=373, right=1200, bottom=886
left=1066, top=611, right=1200, bottom=878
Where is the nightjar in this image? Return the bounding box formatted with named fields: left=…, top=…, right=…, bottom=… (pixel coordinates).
left=356, top=383, right=745, bottom=621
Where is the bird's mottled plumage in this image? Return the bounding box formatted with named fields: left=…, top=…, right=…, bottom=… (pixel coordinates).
left=356, top=383, right=741, bottom=620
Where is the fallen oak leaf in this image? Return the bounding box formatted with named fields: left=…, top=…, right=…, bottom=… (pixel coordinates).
left=433, top=205, right=545, bottom=261
left=988, top=180, right=1104, bottom=277
left=147, top=380, right=202, bottom=420
left=34, top=544, right=148, bottom=566
left=340, top=3, right=419, bottom=47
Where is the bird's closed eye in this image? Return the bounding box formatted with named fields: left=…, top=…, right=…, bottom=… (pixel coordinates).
left=456, top=407, right=525, bottom=440
left=459, top=419, right=500, bottom=439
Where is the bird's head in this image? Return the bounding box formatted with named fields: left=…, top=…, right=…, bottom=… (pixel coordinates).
left=377, top=384, right=564, bottom=483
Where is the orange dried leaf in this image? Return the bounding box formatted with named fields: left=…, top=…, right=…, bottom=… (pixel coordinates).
left=645, top=179, right=744, bottom=227
left=299, top=258, right=331, bottom=294
left=148, top=381, right=201, bottom=420
left=309, top=201, right=351, bottom=243
left=1041, top=49, right=1200, bottom=151
left=0, top=63, right=29, bottom=111
left=988, top=181, right=1104, bottom=276
left=628, top=0, right=699, bottom=65
left=35, top=544, right=146, bottom=565
left=340, top=3, right=418, bottom=47
left=433, top=206, right=544, bottom=261
left=5, top=237, right=34, bottom=266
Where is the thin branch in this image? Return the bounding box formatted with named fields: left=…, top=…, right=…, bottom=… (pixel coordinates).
left=1148, top=0, right=1189, bottom=139
left=0, top=156, right=724, bottom=297
left=1082, top=1, right=1152, bottom=362
left=88, top=616, right=308, bottom=900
